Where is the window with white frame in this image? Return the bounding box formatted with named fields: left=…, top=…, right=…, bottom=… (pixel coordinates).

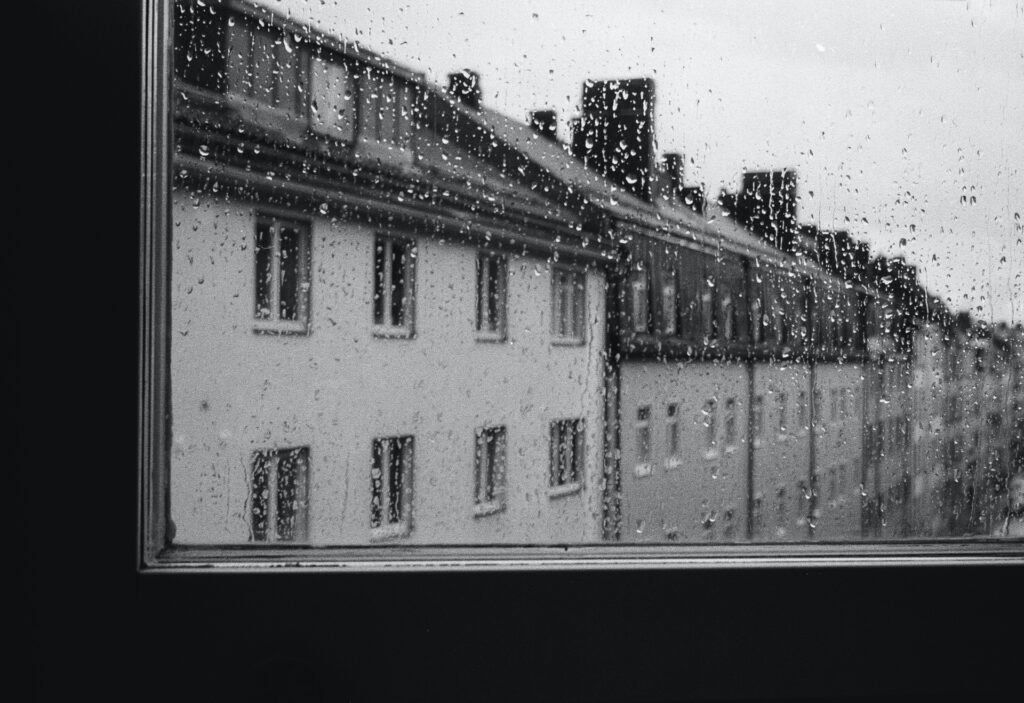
left=226, top=20, right=307, bottom=116
left=551, top=266, right=586, bottom=343
left=476, top=251, right=508, bottom=339
left=703, top=399, right=718, bottom=457
left=309, top=55, right=356, bottom=140
left=370, top=435, right=414, bottom=536
left=373, top=235, right=415, bottom=334
left=725, top=397, right=738, bottom=451
left=474, top=426, right=507, bottom=516
left=635, top=405, right=652, bottom=477
left=665, top=402, right=681, bottom=467
left=549, top=418, right=585, bottom=493
left=254, top=216, right=311, bottom=333
left=250, top=447, right=309, bottom=542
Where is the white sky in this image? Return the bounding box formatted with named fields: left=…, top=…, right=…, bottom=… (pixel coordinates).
left=270, top=0, right=1024, bottom=323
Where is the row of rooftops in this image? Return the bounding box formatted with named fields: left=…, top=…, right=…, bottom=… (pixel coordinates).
left=173, top=0, right=1019, bottom=350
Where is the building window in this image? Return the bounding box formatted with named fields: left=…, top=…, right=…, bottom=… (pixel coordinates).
left=635, top=406, right=652, bottom=477
left=549, top=419, right=586, bottom=493
left=551, top=266, right=586, bottom=343
left=371, top=435, right=414, bottom=536
left=373, top=235, right=415, bottom=335
left=251, top=447, right=309, bottom=542
left=630, top=266, right=651, bottom=334
left=666, top=402, right=681, bottom=468
left=357, top=67, right=416, bottom=158
left=661, top=271, right=678, bottom=336
left=753, top=395, right=765, bottom=447
left=476, top=252, right=508, bottom=340
left=720, top=293, right=736, bottom=343
left=797, top=391, right=808, bottom=434
left=701, top=291, right=716, bottom=342
left=474, top=426, right=507, bottom=516
left=309, top=56, right=356, bottom=140
left=703, top=400, right=718, bottom=457
left=254, top=216, right=311, bottom=333
left=226, top=21, right=307, bottom=116
left=777, top=392, right=788, bottom=438
left=830, top=388, right=840, bottom=424
left=724, top=398, right=738, bottom=451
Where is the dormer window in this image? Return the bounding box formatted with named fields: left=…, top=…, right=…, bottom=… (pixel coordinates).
left=309, top=56, right=356, bottom=141
left=226, top=20, right=307, bottom=117
left=356, top=66, right=416, bottom=163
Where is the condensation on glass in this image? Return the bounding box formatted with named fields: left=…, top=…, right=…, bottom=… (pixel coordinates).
left=159, top=0, right=1024, bottom=555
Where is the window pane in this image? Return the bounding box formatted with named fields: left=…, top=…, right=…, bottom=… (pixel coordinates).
left=254, top=221, right=273, bottom=319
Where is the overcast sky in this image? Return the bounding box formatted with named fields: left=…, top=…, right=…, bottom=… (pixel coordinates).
left=271, top=0, right=1023, bottom=324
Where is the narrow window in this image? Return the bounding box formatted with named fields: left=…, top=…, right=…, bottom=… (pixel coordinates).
left=797, top=391, right=808, bottom=434
left=661, top=270, right=678, bottom=336
left=701, top=291, right=716, bottom=342
left=750, top=294, right=763, bottom=344
left=309, top=56, right=356, bottom=140
left=630, top=266, right=650, bottom=334
left=254, top=216, right=311, bottom=333
left=250, top=447, right=309, bottom=542
left=474, top=426, right=507, bottom=515
left=370, top=435, right=414, bottom=535
left=721, top=293, right=736, bottom=343
left=635, top=406, right=652, bottom=477
left=373, top=235, right=415, bottom=334
left=703, top=400, right=718, bottom=456
left=666, top=403, right=681, bottom=467
left=753, top=395, right=765, bottom=447
left=725, top=398, right=737, bottom=450
left=549, top=419, right=586, bottom=491
left=551, top=266, right=586, bottom=343
left=777, top=391, right=788, bottom=437
left=476, top=252, right=508, bottom=339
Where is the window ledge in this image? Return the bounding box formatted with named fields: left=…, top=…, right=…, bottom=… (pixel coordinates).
left=548, top=482, right=583, bottom=499
left=369, top=523, right=411, bottom=541
left=373, top=324, right=415, bottom=340
left=475, top=331, right=507, bottom=343
left=254, top=320, right=309, bottom=335
left=551, top=336, right=586, bottom=347
left=473, top=502, right=505, bottom=518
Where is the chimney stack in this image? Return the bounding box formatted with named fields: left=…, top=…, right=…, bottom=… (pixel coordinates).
left=736, top=170, right=798, bottom=252
left=447, top=70, right=482, bottom=109
left=575, top=78, right=657, bottom=202
left=529, top=109, right=558, bottom=141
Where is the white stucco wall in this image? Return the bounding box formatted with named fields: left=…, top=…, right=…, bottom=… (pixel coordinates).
left=169, top=192, right=607, bottom=545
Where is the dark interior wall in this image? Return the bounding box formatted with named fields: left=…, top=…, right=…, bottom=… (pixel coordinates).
left=23, top=3, right=1020, bottom=701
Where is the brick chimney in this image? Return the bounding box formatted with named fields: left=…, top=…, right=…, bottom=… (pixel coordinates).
left=573, top=78, right=657, bottom=202
left=447, top=70, right=482, bottom=109
left=529, top=109, right=558, bottom=141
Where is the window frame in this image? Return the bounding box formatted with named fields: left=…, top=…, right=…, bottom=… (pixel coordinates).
left=372, top=234, right=417, bottom=338
left=250, top=446, right=311, bottom=543
left=253, top=214, right=312, bottom=335
left=474, top=426, right=508, bottom=517
left=550, top=264, right=587, bottom=345
left=634, top=405, right=653, bottom=477
left=370, top=435, right=415, bottom=540
left=475, top=250, right=508, bottom=342
left=548, top=418, right=586, bottom=496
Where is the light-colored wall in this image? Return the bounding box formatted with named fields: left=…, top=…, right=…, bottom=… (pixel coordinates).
left=617, top=361, right=748, bottom=542
left=811, top=363, right=864, bottom=540
left=170, top=193, right=607, bottom=545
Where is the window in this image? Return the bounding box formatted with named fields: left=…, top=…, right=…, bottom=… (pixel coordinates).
left=661, top=270, right=678, bottom=336
left=476, top=252, right=508, bottom=339
left=254, top=216, right=311, bottom=333
left=358, top=67, right=416, bottom=156
left=251, top=447, right=309, bottom=542
left=720, top=293, right=736, bottom=343
left=777, top=392, right=788, bottom=438
left=753, top=395, right=764, bottom=447
left=635, top=406, right=652, bottom=477
left=665, top=403, right=681, bottom=467
left=701, top=290, right=716, bottom=342
left=474, top=426, right=507, bottom=516
left=551, top=266, right=586, bottom=343
left=703, top=400, right=718, bottom=457
left=309, top=56, right=356, bottom=140
left=725, top=398, right=737, bottom=451
left=226, top=21, right=307, bottom=116
left=830, top=388, right=840, bottom=424
left=750, top=294, right=763, bottom=344
left=797, top=391, right=808, bottom=434
left=630, top=265, right=651, bottom=334
left=371, top=435, right=414, bottom=536
left=549, top=419, right=585, bottom=493
left=373, top=235, right=416, bottom=334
